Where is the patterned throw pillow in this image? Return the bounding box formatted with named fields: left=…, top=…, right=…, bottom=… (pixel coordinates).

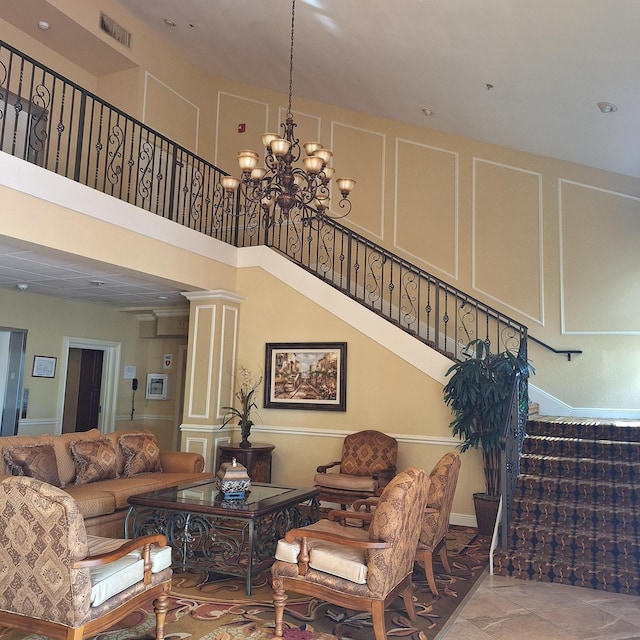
left=70, top=437, right=118, bottom=485
left=119, top=433, right=162, bottom=477
left=3, top=443, right=62, bottom=487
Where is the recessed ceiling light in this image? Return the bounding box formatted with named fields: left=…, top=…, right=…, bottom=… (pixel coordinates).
left=163, top=18, right=177, bottom=27
left=90, top=280, right=105, bottom=287
left=422, top=108, right=433, bottom=117
left=157, top=295, right=169, bottom=300
left=38, top=21, right=50, bottom=31
left=597, top=102, right=617, bottom=113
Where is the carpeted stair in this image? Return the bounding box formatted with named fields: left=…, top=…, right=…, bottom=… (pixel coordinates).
left=493, top=416, right=640, bottom=595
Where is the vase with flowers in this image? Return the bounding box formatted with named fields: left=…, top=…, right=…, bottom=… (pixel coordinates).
left=221, top=367, right=262, bottom=448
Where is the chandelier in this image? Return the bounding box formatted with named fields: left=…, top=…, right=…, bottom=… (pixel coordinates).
left=221, top=0, right=355, bottom=226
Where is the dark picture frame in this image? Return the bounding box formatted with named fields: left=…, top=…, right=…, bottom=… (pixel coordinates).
left=32, top=355, right=57, bottom=378
left=264, top=342, right=347, bottom=411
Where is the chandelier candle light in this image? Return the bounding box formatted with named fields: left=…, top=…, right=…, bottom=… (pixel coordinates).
left=221, top=0, right=355, bottom=226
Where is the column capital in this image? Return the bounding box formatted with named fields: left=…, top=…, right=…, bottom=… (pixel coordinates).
left=181, top=289, right=245, bottom=304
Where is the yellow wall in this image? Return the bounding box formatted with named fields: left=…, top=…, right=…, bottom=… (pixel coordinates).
left=0, top=287, right=180, bottom=442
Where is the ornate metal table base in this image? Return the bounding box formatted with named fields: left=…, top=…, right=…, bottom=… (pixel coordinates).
left=126, top=485, right=318, bottom=595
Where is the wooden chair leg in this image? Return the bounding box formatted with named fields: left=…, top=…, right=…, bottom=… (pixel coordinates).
left=153, top=593, right=169, bottom=640
left=439, top=539, right=452, bottom=574
left=401, top=583, right=417, bottom=622
left=272, top=578, right=287, bottom=638
left=422, top=550, right=438, bottom=595
left=371, top=600, right=388, bottom=640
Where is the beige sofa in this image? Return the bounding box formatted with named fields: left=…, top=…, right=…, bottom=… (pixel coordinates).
left=0, top=428, right=213, bottom=537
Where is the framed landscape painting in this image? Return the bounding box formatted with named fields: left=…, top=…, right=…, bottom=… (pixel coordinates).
left=264, top=342, right=347, bottom=411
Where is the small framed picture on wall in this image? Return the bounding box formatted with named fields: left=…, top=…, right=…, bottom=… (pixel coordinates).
left=32, top=355, right=57, bottom=378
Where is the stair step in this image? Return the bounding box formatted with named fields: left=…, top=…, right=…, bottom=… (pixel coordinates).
left=519, top=453, right=640, bottom=481
left=510, top=500, right=640, bottom=533
left=514, top=474, right=640, bottom=505
left=527, top=418, right=640, bottom=442
left=522, top=434, right=640, bottom=460
left=505, top=523, right=640, bottom=558
left=492, top=549, right=640, bottom=595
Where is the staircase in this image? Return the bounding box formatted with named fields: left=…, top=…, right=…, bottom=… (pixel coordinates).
left=493, top=416, right=640, bottom=595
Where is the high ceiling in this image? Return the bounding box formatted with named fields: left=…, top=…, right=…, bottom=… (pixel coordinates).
left=115, top=0, right=640, bottom=179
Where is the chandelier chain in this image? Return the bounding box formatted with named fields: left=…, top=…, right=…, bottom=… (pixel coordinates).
left=287, top=0, right=296, bottom=117
left=221, top=0, right=355, bottom=226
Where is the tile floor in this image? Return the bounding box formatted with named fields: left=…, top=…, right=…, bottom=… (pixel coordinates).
left=442, top=572, right=640, bottom=640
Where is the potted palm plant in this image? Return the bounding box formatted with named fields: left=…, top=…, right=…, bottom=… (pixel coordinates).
left=220, top=367, right=262, bottom=448
left=443, top=338, right=532, bottom=534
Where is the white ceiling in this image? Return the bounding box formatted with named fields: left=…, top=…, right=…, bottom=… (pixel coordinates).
left=115, top=0, right=640, bottom=180
left=0, top=237, right=190, bottom=310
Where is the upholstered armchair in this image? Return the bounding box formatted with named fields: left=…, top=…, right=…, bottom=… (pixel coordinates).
left=272, top=467, right=430, bottom=640
left=351, top=451, right=461, bottom=596
left=313, top=430, right=398, bottom=508
left=416, top=451, right=461, bottom=594
left=0, top=476, right=172, bottom=640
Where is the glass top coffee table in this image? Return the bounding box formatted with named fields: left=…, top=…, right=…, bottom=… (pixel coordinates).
left=126, top=480, right=319, bottom=595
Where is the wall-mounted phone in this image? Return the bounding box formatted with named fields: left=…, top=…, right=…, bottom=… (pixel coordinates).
left=130, top=377, right=138, bottom=419
left=123, top=366, right=138, bottom=420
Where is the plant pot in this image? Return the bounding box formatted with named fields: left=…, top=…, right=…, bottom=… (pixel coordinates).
left=239, top=420, right=253, bottom=448
left=473, top=492, right=500, bottom=536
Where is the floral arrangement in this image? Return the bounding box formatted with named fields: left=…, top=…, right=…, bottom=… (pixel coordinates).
left=221, top=367, right=262, bottom=447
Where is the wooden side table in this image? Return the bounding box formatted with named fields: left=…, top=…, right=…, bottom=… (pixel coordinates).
left=216, top=443, right=275, bottom=483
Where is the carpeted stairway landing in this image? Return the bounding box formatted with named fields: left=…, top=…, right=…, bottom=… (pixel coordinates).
left=493, top=416, right=640, bottom=595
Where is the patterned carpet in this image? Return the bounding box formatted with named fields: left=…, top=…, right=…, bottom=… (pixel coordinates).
left=494, top=417, right=640, bottom=595
left=0, top=526, right=489, bottom=640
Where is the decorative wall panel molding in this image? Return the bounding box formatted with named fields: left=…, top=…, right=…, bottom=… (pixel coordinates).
left=187, top=304, right=216, bottom=419
left=472, top=158, right=544, bottom=324
left=395, top=138, right=458, bottom=279
left=331, top=122, right=385, bottom=239
left=216, top=92, right=269, bottom=172
left=143, top=72, right=199, bottom=152
left=559, top=179, right=640, bottom=334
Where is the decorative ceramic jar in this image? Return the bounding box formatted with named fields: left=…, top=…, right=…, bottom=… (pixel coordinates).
left=216, top=457, right=251, bottom=499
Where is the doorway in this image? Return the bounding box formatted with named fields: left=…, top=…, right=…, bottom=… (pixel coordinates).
left=0, top=328, right=27, bottom=437
left=62, top=348, right=104, bottom=433
left=58, top=337, right=120, bottom=435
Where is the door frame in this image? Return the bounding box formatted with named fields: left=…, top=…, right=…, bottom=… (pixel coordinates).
left=57, top=337, right=121, bottom=435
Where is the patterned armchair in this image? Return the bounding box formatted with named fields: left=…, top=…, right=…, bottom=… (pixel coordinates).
left=313, top=430, right=398, bottom=508
left=272, top=467, right=430, bottom=640
left=416, top=452, right=461, bottom=594
left=0, top=476, right=172, bottom=640
left=350, top=451, right=461, bottom=595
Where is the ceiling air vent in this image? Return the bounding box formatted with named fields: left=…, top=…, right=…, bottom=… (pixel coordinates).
left=99, top=12, right=132, bottom=48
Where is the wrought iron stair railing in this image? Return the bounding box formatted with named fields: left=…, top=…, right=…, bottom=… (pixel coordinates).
left=0, top=38, right=528, bottom=538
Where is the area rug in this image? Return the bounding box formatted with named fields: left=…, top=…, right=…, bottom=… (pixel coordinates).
left=0, top=526, right=489, bottom=640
